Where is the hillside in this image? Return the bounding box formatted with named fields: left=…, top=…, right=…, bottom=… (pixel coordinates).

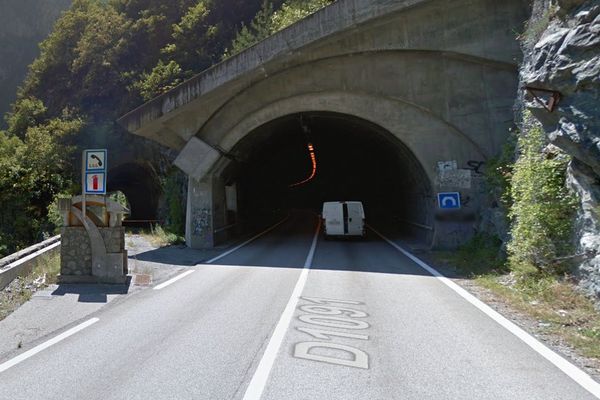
left=0, top=0, right=72, bottom=127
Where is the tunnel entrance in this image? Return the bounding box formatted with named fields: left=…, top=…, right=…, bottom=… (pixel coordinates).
left=107, top=162, right=162, bottom=221
left=228, top=112, right=433, bottom=241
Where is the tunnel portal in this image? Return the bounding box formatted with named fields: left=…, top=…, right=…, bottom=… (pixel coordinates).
left=118, top=0, right=528, bottom=249
left=230, top=112, right=432, bottom=240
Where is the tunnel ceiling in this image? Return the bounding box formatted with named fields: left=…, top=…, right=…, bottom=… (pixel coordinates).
left=228, top=112, right=432, bottom=224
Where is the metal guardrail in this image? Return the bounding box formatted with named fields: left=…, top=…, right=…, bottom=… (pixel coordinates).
left=398, top=219, right=434, bottom=231
left=122, top=219, right=164, bottom=228
left=0, top=236, right=61, bottom=290
left=214, top=223, right=237, bottom=234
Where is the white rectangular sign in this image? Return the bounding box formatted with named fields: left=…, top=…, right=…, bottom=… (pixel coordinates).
left=85, top=149, right=107, bottom=172
left=438, top=169, right=472, bottom=189
left=437, top=160, right=457, bottom=172
left=85, top=172, right=106, bottom=194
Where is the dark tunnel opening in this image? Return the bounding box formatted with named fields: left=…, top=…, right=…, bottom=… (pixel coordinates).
left=229, top=112, right=433, bottom=240
left=107, top=162, right=162, bottom=221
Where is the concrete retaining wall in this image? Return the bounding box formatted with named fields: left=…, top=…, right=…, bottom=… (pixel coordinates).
left=0, top=236, right=61, bottom=290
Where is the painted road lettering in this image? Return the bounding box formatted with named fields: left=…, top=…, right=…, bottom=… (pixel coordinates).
left=294, top=296, right=370, bottom=369
left=296, top=327, right=369, bottom=340
left=299, top=305, right=367, bottom=318
left=298, top=315, right=369, bottom=329
left=300, top=296, right=362, bottom=305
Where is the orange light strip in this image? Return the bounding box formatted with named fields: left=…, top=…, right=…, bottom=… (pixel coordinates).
left=289, top=143, right=317, bottom=188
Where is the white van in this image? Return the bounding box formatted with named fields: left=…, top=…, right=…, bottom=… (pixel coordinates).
left=322, top=201, right=366, bottom=237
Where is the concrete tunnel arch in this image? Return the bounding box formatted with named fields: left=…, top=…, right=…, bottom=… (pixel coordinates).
left=185, top=91, right=490, bottom=249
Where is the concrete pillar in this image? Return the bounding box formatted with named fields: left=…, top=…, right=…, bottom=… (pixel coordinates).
left=185, top=174, right=228, bottom=249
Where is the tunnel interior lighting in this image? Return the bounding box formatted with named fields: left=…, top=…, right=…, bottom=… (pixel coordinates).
left=289, top=143, right=317, bottom=188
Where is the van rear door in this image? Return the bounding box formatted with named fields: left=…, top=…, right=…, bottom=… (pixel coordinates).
left=323, top=202, right=344, bottom=235
left=346, top=202, right=365, bottom=236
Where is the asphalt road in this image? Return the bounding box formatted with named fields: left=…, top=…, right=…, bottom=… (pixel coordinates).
left=0, top=211, right=598, bottom=399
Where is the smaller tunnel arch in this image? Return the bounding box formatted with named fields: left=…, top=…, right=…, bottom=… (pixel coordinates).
left=221, top=112, right=435, bottom=243
left=107, top=162, right=162, bottom=221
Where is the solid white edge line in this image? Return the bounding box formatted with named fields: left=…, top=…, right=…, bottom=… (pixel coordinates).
left=369, top=226, right=600, bottom=399
left=242, top=218, right=321, bottom=400
left=0, top=317, right=99, bottom=373
left=205, top=217, right=290, bottom=265
left=153, top=270, right=195, bottom=290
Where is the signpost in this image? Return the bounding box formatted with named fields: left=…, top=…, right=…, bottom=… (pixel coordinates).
left=437, top=192, right=461, bottom=210
left=82, top=149, right=108, bottom=218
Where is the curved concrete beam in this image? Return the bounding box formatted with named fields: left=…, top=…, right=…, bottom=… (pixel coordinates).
left=69, top=205, right=107, bottom=276
left=198, top=49, right=516, bottom=141
left=118, top=0, right=527, bottom=139
left=202, top=91, right=487, bottom=184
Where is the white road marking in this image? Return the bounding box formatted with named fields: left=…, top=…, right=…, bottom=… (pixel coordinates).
left=154, top=218, right=289, bottom=291
left=0, top=318, right=99, bottom=373
left=370, top=226, right=600, bottom=399
left=153, top=270, right=195, bottom=290
left=242, top=218, right=321, bottom=400
left=205, top=217, right=289, bottom=264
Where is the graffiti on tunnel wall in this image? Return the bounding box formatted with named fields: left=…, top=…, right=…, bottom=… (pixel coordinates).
left=192, top=207, right=211, bottom=237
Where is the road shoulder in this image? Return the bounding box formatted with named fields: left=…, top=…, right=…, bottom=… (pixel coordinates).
left=410, top=247, right=600, bottom=384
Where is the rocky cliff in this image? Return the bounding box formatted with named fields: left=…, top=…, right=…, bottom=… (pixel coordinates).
left=0, top=0, right=71, bottom=126
left=522, top=0, right=600, bottom=296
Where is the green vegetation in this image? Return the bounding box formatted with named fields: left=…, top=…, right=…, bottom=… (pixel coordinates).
left=138, top=224, right=184, bottom=247
left=476, top=275, right=600, bottom=359
left=226, top=0, right=335, bottom=57
left=0, top=104, right=82, bottom=254
left=445, top=115, right=577, bottom=281
left=521, top=4, right=558, bottom=45
left=161, top=169, right=186, bottom=235
left=0, top=0, right=332, bottom=257
left=507, top=116, right=578, bottom=279
left=484, top=130, right=516, bottom=210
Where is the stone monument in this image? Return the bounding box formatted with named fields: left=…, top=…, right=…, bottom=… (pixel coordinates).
left=58, top=195, right=129, bottom=284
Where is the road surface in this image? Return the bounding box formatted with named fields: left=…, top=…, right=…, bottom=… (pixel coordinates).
left=0, top=211, right=597, bottom=399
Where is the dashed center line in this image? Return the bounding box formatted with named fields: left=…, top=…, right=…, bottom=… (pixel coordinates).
left=153, top=217, right=289, bottom=291
left=153, top=270, right=195, bottom=290
left=0, top=318, right=99, bottom=373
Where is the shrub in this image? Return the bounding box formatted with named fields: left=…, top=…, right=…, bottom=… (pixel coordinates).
left=507, top=115, right=578, bottom=278
left=161, top=169, right=186, bottom=235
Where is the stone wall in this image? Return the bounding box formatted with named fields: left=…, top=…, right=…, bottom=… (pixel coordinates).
left=521, top=0, right=600, bottom=296
left=60, top=227, right=125, bottom=278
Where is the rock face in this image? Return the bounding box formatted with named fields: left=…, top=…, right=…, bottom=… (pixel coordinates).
left=568, top=160, right=600, bottom=295
left=522, top=0, right=600, bottom=296
left=0, top=0, right=71, bottom=126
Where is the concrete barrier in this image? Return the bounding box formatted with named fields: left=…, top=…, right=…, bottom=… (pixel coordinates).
left=0, top=236, right=61, bottom=290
